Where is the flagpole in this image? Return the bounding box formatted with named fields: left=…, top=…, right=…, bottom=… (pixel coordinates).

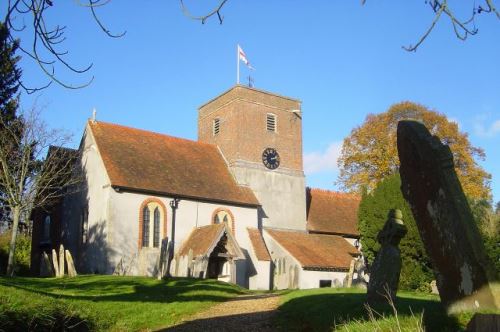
left=236, top=44, right=240, bottom=85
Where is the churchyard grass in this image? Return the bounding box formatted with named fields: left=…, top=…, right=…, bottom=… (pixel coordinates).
left=274, top=287, right=493, bottom=331
left=0, top=275, right=245, bottom=331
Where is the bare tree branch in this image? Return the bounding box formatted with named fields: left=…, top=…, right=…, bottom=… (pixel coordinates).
left=3, top=0, right=122, bottom=91
left=180, top=0, right=229, bottom=24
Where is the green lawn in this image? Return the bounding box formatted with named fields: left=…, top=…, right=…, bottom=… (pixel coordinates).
left=274, top=288, right=495, bottom=332
left=0, top=275, right=245, bottom=331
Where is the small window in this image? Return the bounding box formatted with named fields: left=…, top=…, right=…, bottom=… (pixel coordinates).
left=319, top=280, right=332, bottom=288
left=213, top=118, right=220, bottom=135
left=266, top=113, right=276, bottom=132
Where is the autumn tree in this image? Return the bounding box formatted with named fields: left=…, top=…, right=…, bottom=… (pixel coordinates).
left=337, top=101, right=491, bottom=200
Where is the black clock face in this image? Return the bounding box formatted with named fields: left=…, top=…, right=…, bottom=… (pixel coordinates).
left=262, top=148, right=280, bottom=169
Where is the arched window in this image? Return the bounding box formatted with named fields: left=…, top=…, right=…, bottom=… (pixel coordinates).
left=41, top=215, right=51, bottom=244
left=212, top=208, right=234, bottom=233
left=142, top=207, right=150, bottom=248
left=139, top=198, right=167, bottom=249
left=153, top=207, right=160, bottom=248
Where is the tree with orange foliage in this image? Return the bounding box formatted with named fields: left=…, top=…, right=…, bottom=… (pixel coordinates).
left=337, top=101, right=491, bottom=200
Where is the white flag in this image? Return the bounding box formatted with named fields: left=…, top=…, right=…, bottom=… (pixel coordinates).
left=238, top=45, right=254, bottom=70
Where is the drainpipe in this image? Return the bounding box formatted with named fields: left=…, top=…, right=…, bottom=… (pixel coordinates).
left=167, top=198, right=180, bottom=277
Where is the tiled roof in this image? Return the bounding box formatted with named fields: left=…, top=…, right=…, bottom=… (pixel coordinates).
left=306, top=188, right=360, bottom=237
left=247, top=228, right=271, bottom=261
left=266, top=229, right=358, bottom=270
left=178, top=224, right=245, bottom=260
left=178, top=224, right=225, bottom=257
left=89, top=121, right=259, bottom=206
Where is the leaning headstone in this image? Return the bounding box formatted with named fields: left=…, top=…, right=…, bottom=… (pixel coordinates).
left=397, top=120, right=498, bottom=312
left=65, top=250, right=77, bottom=277
left=40, top=252, right=54, bottom=277
left=52, top=249, right=60, bottom=277
left=367, top=209, right=407, bottom=305
left=58, top=244, right=65, bottom=277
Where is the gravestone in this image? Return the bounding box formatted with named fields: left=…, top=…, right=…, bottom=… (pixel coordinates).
left=367, top=209, right=407, bottom=305
left=58, top=244, right=65, bottom=277
left=157, top=238, right=168, bottom=280
left=187, top=249, right=193, bottom=277
left=65, top=250, right=77, bottom=277
left=40, top=252, right=54, bottom=277
left=51, top=249, right=60, bottom=277
left=397, top=120, right=498, bottom=312
left=347, top=259, right=355, bottom=288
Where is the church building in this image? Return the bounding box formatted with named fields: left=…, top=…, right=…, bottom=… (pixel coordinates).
left=31, top=85, right=361, bottom=290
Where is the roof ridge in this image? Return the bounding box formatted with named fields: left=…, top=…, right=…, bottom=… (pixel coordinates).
left=309, top=187, right=360, bottom=200
left=89, top=120, right=217, bottom=148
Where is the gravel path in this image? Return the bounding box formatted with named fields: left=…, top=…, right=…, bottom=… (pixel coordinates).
left=161, top=293, right=281, bottom=332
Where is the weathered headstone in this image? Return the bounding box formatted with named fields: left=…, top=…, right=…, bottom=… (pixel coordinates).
left=187, top=249, right=193, bottom=277
left=430, top=280, right=439, bottom=294
left=367, top=209, right=407, bottom=305
left=58, top=244, right=65, bottom=277
left=51, top=249, right=60, bottom=277
left=157, top=238, right=168, bottom=280
left=65, top=250, right=77, bottom=277
left=397, top=120, right=498, bottom=312
left=346, top=259, right=355, bottom=288
left=40, top=252, right=54, bottom=277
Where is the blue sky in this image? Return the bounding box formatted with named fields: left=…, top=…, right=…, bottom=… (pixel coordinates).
left=6, top=1, right=500, bottom=203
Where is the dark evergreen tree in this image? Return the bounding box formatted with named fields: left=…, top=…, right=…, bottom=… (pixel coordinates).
left=0, top=22, right=22, bottom=226
left=358, top=173, right=433, bottom=291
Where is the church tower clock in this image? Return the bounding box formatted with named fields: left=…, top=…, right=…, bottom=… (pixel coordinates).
left=198, top=85, right=306, bottom=230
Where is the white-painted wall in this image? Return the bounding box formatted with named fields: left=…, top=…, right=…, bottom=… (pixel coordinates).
left=263, top=229, right=350, bottom=290
left=91, top=185, right=264, bottom=288
left=231, top=163, right=306, bottom=231
left=61, top=124, right=113, bottom=274
left=262, top=230, right=302, bottom=290
left=299, top=270, right=347, bottom=289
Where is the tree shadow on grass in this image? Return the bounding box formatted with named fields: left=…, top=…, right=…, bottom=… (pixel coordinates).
left=274, top=291, right=460, bottom=332
left=0, top=276, right=244, bottom=304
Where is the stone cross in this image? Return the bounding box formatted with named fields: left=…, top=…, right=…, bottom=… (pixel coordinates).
left=367, top=209, right=407, bottom=305
left=397, top=120, right=498, bottom=312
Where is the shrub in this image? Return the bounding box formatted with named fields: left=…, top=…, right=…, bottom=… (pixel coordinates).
left=358, top=173, right=433, bottom=291
left=0, top=231, right=31, bottom=276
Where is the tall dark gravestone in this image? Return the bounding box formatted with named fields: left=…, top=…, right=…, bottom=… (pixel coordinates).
left=397, top=120, right=498, bottom=312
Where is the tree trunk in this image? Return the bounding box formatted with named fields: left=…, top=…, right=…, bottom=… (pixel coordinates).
left=6, top=206, right=20, bottom=277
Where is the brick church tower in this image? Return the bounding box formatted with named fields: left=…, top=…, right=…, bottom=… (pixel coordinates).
left=198, top=85, right=306, bottom=230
